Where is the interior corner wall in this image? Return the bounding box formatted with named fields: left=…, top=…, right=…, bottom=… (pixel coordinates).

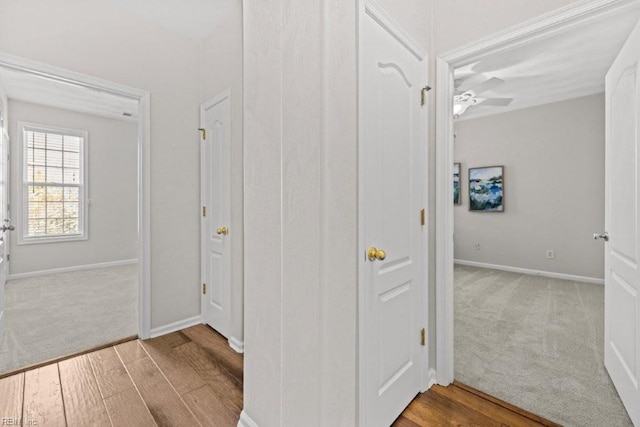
left=8, top=100, right=138, bottom=274
left=0, top=0, right=202, bottom=329
left=200, top=0, right=244, bottom=344
left=243, top=0, right=357, bottom=425
left=453, top=94, right=605, bottom=279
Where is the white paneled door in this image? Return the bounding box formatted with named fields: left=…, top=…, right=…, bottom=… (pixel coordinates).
left=0, top=107, right=10, bottom=344
left=604, top=15, right=640, bottom=426
left=360, top=3, right=428, bottom=426
left=200, top=91, right=232, bottom=338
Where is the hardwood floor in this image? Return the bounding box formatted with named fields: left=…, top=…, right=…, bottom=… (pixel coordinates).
left=0, top=324, right=559, bottom=426
left=0, top=324, right=243, bottom=427
left=394, top=382, right=561, bottom=427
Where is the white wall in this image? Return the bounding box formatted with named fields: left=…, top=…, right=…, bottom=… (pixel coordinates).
left=0, top=0, right=202, bottom=329
left=242, top=0, right=358, bottom=425
left=454, top=94, right=605, bottom=279
left=432, top=0, right=580, bottom=55
left=200, top=0, right=244, bottom=344
left=8, top=100, right=138, bottom=274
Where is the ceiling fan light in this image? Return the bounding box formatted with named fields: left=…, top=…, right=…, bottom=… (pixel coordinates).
left=453, top=103, right=464, bottom=115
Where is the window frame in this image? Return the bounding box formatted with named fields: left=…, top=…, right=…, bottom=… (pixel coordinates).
left=18, top=122, right=89, bottom=245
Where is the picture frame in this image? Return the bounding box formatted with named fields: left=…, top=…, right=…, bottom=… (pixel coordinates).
left=469, top=166, right=504, bottom=212
left=453, top=163, right=461, bottom=205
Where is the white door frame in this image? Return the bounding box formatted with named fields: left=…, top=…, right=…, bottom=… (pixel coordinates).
left=0, top=52, right=152, bottom=339
left=357, top=0, right=431, bottom=423
left=434, top=0, right=640, bottom=385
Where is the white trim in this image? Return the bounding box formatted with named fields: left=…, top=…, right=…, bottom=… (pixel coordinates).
left=423, top=368, right=438, bottom=392
left=434, top=0, right=635, bottom=388
left=8, top=258, right=137, bottom=280
left=0, top=52, right=152, bottom=339
left=435, top=57, right=455, bottom=386
left=138, top=93, right=151, bottom=339
left=149, top=315, right=202, bottom=339
left=237, top=411, right=259, bottom=427
left=228, top=336, right=244, bottom=354
left=454, top=259, right=605, bottom=285
left=363, top=0, right=427, bottom=60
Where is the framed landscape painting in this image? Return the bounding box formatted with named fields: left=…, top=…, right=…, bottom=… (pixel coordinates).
left=453, top=163, right=461, bottom=205
left=469, top=166, right=504, bottom=212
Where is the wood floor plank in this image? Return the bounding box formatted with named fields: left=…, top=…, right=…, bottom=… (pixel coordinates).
left=182, top=384, right=238, bottom=427
left=435, top=385, right=546, bottom=426
left=0, top=373, right=24, bottom=423
left=88, top=347, right=134, bottom=399
left=453, top=382, right=562, bottom=427
left=162, top=331, right=191, bottom=348
left=22, top=364, right=66, bottom=427
left=181, top=325, right=243, bottom=383
left=397, top=383, right=553, bottom=427
left=392, top=415, right=422, bottom=427
left=104, top=387, right=156, bottom=427
left=172, top=341, right=243, bottom=418
left=58, top=355, right=110, bottom=426
left=139, top=336, right=205, bottom=395
left=114, top=340, right=147, bottom=364
left=124, top=355, right=199, bottom=426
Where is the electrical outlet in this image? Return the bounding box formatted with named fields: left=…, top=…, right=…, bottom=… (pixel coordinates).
left=474, top=243, right=481, bottom=251
left=546, top=250, right=555, bottom=259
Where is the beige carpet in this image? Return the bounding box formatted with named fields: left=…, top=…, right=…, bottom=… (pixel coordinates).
left=454, top=265, right=632, bottom=426
left=0, top=264, right=138, bottom=374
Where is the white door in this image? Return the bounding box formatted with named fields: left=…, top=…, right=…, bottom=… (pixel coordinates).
left=0, top=107, right=9, bottom=343
left=200, top=91, right=232, bottom=338
left=604, top=15, right=640, bottom=426
left=360, top=4, right=428, bottom=426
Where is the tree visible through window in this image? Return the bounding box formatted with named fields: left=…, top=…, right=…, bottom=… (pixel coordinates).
left=22, top=124, right=86, bottom=241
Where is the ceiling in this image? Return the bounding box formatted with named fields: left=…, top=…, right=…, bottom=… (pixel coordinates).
left=0, top=67, right=139, bottom=122
left=103, top=0, right=236, bottom=42
left=454, top=6, right=640, bottom=121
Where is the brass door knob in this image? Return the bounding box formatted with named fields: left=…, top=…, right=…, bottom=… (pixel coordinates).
left=216, top=226, right=229, bottom=235
left=368, top=247, right=387, bottom=262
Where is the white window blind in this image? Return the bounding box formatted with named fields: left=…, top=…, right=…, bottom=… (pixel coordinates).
left=22, top=124, right=87, bottom=242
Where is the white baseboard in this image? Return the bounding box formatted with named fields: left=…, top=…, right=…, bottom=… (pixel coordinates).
left=422, top=368, right=437, bottom=392
left=228, top=336, right=244, bottom=354
left=8, top=258, right=138, bottom=280
left=150, top=315, right=202, bottom=339
left=238, top=410, right=259, bottom=427
left=454, top=259, right=604, bottom=285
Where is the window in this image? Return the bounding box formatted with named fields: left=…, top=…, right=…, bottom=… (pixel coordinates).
left=20, top=123, right=88, bottom=243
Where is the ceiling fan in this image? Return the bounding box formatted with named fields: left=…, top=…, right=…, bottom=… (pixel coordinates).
left=453, top=76, right=513, bottom=118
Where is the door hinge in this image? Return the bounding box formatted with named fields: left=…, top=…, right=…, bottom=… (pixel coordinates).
left=420, top=86, right=432, bottom=106
left=198, top=128, right=206, bottom=140
left=420, top=328, right=426, bottom=346
left=6, top=254, right=10, bottom=262
left=202, top=283, right=207, bottom=294
left=202, top=206, right=206, bottom=217
left=420, top=209, right=426, bottom=226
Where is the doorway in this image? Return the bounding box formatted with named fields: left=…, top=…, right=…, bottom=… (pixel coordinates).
left=435, top=1, right=640, bottom=425
left=0, top=53, right=151, bottom=375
